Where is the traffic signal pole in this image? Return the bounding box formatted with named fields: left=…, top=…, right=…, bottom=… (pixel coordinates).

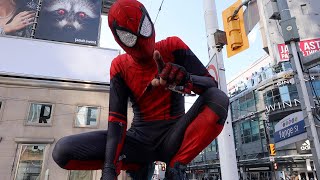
left=274, top=0, right=320, bottom=178
left=203, top=0, right=239, bottom=179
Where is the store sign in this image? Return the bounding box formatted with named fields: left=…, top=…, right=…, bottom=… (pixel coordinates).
left=296, top=139, right=312, bottom=154
left=265, top=99, right=300, bottom=113
left=278, top=38, right=320, bottom=62
left=276, top=78, right=295, bottom=87
left=274, top=111, right=306, bottom=143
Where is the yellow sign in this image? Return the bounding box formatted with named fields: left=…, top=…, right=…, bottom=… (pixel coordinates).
left=222, top=0, right=249, bottom=57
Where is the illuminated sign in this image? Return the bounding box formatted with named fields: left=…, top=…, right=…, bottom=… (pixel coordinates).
left=274, top=111, right=306, bottom=143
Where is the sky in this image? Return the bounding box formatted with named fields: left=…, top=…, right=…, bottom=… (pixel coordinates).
left=100, top=0, right=267, bottom=83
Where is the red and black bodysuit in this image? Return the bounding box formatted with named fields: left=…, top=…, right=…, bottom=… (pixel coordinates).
left=52, top=1, right=229, bottom=180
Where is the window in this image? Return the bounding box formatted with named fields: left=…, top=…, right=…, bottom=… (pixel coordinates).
left=238, top=92, right=256, bottom=118
left=269, top=120, right=278, bottom=138
left=15, top=144, right=46, bottom=180
left=27, top=103, right=53, bottom=125
left=263, top=85, right=299, bottom=107
left=233, top=124, right=239, bottom=149
left=231, top=100, right=240, bottom=120
left=69, top=171, right=93, bottom=180
left=240, top=119, right=260, bottom=144
left=206, top=139, right=217, bottom=152
left=75, top=106, right=99, bottom=127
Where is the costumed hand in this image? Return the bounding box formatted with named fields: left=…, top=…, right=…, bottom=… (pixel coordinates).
left=151, top=50, right=192, bottom=94
left=3, top=11, right=35, bottom=34
left=101, top=166, right=117, bottom=180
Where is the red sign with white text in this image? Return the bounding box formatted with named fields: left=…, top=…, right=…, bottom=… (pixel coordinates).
left=278, top=38, right=320, bottom=62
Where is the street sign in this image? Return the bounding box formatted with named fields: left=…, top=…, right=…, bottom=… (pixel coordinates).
left=274, top=111, right=307, bottom=147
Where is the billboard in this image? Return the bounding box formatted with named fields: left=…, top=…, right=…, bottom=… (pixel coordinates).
left=34, top=0, right=101, bottom=46
left=0, top=0, right=39, bottom=38
left=274, top=111, right=307, bottom=147
left=278, top=38, right=320, bottom=62
left=0, top=36, right=119, bottom=83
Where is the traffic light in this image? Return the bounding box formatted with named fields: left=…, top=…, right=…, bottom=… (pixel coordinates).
left=161, top=162, right=166, bottom=171
left=269, top=144, right=276, bottom=156
left=222, top=0, right=249, bottom=57
left=273, top=162, right=278, bottom=170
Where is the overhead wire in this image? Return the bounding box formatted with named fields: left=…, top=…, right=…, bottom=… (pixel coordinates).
left=154, top=0, right=165, bottom=25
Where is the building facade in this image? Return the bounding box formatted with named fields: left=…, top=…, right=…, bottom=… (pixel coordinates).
left=228, top=55, right=320, bottom=180
left=0, top=1, right=133, bottom=179
left=0, top=75, right=136, bottom=180
left=187, top=1, right=320, bottom=179
left=188, top=55, right=320, bottom=180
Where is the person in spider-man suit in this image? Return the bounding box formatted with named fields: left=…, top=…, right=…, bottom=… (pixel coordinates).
left=52, top=0, right=229, bottom=179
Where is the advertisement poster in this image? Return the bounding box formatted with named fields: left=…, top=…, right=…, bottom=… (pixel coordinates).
left=278, top=38, right=320, bottom=62
left=0, top=0, right=38, bottom=38
left=34, top=0, right=101, bottom=46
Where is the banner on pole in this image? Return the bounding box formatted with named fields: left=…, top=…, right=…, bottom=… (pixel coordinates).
left=278, top=38, right=320, bottom=62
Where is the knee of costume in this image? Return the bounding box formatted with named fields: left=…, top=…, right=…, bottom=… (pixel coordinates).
left=201, top=87, right=229, bottom=125
left=168, top=87, right=229, bottom=166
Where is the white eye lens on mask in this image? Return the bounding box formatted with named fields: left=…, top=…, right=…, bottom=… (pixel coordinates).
left=116, top=29, right=138, bottom=47
left=139, top=15, right=152, bottom=37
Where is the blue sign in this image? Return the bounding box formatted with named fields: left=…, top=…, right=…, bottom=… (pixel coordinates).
left=274, top=120, right=306, bottom=143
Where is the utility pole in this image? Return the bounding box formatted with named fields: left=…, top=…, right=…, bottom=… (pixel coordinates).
left=203, top=0, right=239, bottom=180
left=274, top=0, right=320, bottom=178
left=262, top=116, right=277, bottom=180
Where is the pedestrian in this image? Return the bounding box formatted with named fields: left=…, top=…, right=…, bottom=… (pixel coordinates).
left=52, top=0, right=229, bottom=179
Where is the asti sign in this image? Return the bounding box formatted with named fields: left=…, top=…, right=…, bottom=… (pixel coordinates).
left=278, top=38, right=320, bottom=62
left=274, top=111, right=306, bottom=143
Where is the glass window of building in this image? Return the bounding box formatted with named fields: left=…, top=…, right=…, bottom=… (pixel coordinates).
left=269, top=121, right=278, bottom=138
left=15, top=144, right=46, bottom=180
left=282, top=61, right=292, bottom=71
left=231, top=100, right=239, bottom=120
left=259, top=120, right=266, bottom=139
left=75, top=106, right=99, bottom=128
left=238, top=92, right=256, bottom=118
left=240, top=119, right=260, bottom=144
left=272, top=88, right=281, bottom=103
left=309, top=80, right=320, bottom=98
left=27, top=103, right=53, bottom=125
left=69, top=171, right=93, bottom=180
left=233, top=124, right=239, bottom=149
left=279, top=86, right=290, bottom=102
left=263, top=85, right=299, bottom=107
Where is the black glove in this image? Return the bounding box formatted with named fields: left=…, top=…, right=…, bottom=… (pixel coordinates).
left=101, top=165, right=117, bottom=180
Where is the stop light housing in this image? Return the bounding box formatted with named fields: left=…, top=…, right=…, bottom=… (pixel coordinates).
left=222, top=0, right=249, bottom=57
left=273, top=162, right=278, bottom=170
left=161, top=163, right=166, bottom=171
left=269, top=144, right=276, bottom=156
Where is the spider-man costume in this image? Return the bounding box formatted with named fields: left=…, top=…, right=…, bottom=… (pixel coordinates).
left=52, top=0, right=229, bottom=179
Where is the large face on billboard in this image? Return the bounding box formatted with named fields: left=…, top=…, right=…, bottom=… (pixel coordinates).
left=34, top=0, right=101, bottom=46
left=0, top=0, right=38, bottom=37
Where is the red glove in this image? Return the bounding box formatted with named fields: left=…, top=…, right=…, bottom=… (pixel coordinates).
left=152, top=51, right=192, bottom=94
